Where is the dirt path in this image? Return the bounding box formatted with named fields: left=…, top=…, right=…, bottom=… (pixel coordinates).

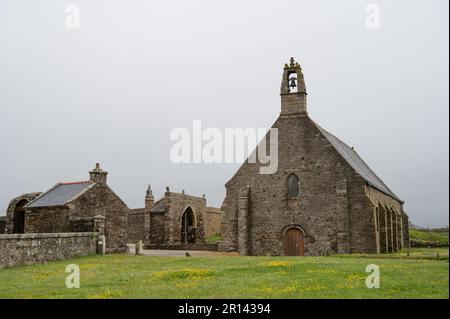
left=142, top=249, right=239, bottom=257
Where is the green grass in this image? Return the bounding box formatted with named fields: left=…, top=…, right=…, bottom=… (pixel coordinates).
left=205, top=233, right=222, bottom=244
left=0, top=248, right=448, bottom=299
left=410, top=229, right=449, bottom=247
left=335, top=247, right=449, bottom=261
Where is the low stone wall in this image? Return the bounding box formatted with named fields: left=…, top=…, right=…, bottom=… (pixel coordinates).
left=0, top=232, right=98, bottom=268
left=145, top=243, right=218, bottom=251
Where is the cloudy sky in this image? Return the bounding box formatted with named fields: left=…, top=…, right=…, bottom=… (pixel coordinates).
left=0, top=0, right=448, bottom=227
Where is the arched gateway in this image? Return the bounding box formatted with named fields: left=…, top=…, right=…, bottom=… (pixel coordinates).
left=180, top=207, right=196, bottom=244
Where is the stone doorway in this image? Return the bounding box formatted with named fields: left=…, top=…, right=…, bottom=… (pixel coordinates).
left=283, top=227, right=305, bottom=256
left=181, top=207, right=196, bottom=244
left=13, top=199, right=27, bottom=234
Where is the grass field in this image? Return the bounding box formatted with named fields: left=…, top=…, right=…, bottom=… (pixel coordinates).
left=409, top=228, right=449, bottom=247
left=0, top=248, right=447, bottom=299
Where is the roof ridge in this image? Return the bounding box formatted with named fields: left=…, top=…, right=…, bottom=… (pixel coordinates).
left=60, top=181, right=91, bottom=185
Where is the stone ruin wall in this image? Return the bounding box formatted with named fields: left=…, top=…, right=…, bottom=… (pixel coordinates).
left=205, top=207, right=222, bottom=238
left=0, top=232, right=98, bottom=268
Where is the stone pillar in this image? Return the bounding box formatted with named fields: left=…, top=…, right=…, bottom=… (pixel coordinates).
left=97, top=235, right=106, bottom=255
left=386, top=209, right=393, bottom=253
left=378, top=205, right=388, bottom=253
left=144, top=211, right=151, bottom=244
left=145, top=185, right=154, bottom=209
left=373, top=207, right=380, bottom=254
left=94, top=215, right=106, bottom=235
left=397, top=214, right=403, bottom=250
left=402, top=211, right=410, bottom=249
left=164, top=188, right=176, bottom=244
left=392, top=212, right=398, bottom=252
left=237, top=186, right=250, bottom=255
left=135, top=240, right=143, bottom=255
left=335, top=173, right=350, bottom=253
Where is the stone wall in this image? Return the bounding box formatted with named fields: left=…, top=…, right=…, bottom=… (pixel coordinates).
left=163, top=192, right=207, bottom=244
left=127, top=209, right=146, bottom=244
left=67, top=183, right=128, bottom=252
left=25, top=183, right=127, bottom=253
left=0, top=232, right=97, bottom=268
left=365, top=185, right=409, bottom=253
left=69, top=216, right=95, bottom=232
left=219, top=115, right=401, bottom=256
left=26, top=206, right=71, bottom=233
left=205, top=207, right=222, bottom=237
left=127, top=191, right=209, bottom=246
left=150, top=212, right=166, bottom=244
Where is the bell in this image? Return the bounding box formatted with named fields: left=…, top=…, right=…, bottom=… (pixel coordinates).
left=289, top=77, right=297, bottom=88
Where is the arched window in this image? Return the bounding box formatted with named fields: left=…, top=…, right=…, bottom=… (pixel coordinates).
left=287, top=174, right=300, bottom=198
left=288, top=72, right=298, bottom=93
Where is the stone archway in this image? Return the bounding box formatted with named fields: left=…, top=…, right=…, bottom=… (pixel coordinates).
left=180, top=207, right=196, bottom=244
left=5, top=193, right=41, bottom=234
left=13, top=199, right=28, bottom=234
left=282, top=226, right=305, bottom=256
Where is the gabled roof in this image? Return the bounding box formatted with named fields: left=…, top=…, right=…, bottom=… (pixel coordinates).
left=314, top=122, right=401, bottom=201
left=25, top=181, right=93, bottom=208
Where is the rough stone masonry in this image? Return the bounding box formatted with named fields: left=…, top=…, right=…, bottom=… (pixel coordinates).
left=219, top=58, right=409, bottom=256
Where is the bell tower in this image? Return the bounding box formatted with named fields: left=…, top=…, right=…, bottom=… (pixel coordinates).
left=280, top=57, right=307, bottom=116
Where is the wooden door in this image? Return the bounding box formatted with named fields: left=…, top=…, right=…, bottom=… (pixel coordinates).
left=284, top=228, right=304, bottom=256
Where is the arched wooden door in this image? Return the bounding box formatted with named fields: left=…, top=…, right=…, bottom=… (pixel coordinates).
left=284, top=228, right=304, bottom=256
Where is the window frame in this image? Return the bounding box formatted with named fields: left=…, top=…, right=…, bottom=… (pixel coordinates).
left=287, top=173, right=300, bottom=198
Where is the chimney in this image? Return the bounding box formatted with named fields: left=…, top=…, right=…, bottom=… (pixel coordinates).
left=89, top=163, right=108, bottom=185
left=145, top=185, right=154, bottom=209
left=280, top=57, right=307, bottom=117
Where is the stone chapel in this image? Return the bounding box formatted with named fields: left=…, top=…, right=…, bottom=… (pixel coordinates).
left=219, top=58, right=409, bottom=256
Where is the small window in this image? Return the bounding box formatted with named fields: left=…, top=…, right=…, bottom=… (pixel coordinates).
left=287, top=174, right=300, bottom=198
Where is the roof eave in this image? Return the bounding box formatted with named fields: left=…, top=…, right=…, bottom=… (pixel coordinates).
left=365, top=182, right=403, bottom=203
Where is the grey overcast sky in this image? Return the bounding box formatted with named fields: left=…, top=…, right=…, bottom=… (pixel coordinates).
left=0, top=0, right=448, bottom=227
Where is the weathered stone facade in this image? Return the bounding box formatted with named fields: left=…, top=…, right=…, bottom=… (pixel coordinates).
left=219, top=58, right=409, bottom=256
left=21, top=164, right=127, bottom=253
left=127, top=187, right=212, bottom=246
left=4, top=166, right=220, bottom=254
left=4, top=192, right=41, bottom=234
left=0, top=232, right=98, bottom=268
left=205, top=207, right=222, bottom=237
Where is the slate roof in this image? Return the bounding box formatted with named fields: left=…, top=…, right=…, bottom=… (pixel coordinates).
left=25, top=181, right=93, bottom=208
left=314, top=123, right=401, bottom=202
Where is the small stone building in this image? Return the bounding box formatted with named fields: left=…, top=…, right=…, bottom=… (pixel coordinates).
left=127, top=187, right=213, bottom=246
left=2, top=163, right=222, bottom=251
left=219, top=58, right=409, bottom=256
left=21, top=164, right=128, bottom=252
